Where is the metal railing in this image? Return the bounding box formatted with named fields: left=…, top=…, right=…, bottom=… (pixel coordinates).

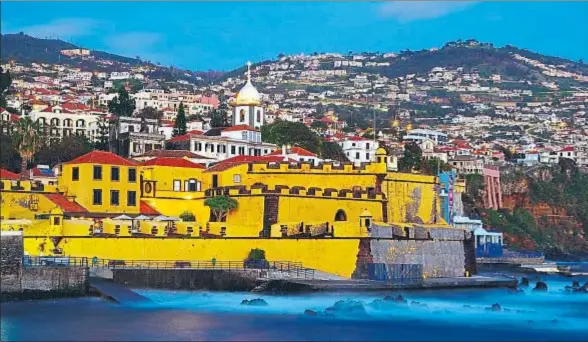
left=23, top=256, right=89, bottom=268
left=21, top=256, right=315, bottom=279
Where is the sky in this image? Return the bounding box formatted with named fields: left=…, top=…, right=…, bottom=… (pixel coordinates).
left=2, top=1, right=587, bottom=71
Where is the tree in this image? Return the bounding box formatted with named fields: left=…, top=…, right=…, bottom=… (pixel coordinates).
left=179, top=211, right=196, bottom=222
left=107, top=87, right=135, bottom=117
left=95, top=116, right=110, bottom=151
left=0, top=134, right=22, bottom=172
left=173, top=102, right=187, bottom=137
left=12, top=117, right=45, bottom=179
left=138, top=106, right=163, bottom=132
left=397, top=142, right=422, bottom=172
left=34, top=135, right=93, bottom=167
left=420, top=158, right=452, bottom=175
left=90, top=74, right=102, bottom=88
left=204, top=195, right=238, bottom=222
left=310, top=120, right=328, bottom=132
left=261, top=120, right=322, bottom=153
left=210, top=92, right=230, bottom=128
left=321, top=141, right=348, bottom=162
left=0, top=67, right=12, bottom=107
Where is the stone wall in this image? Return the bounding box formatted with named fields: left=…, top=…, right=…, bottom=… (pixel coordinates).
left=21, top=267, right=88, bottom=293
left=113, top=269, right=262, bottom=291
left=1, top=231, right=24, bottom=293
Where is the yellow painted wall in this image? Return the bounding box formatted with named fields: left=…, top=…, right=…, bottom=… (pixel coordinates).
left=1, top=191, right=61, bottom=219
left=278, top=196, right=383, bottom=225
left=383, top=173, right=440, bottom=224
left=140, top=165, right=204, bottom=193
left=59, top=163, right=141, bottom=214
left=22, top=237, right=361, bottom=277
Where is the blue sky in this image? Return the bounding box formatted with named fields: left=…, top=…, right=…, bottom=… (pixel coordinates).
left=2, top=2, right=587, bottom=71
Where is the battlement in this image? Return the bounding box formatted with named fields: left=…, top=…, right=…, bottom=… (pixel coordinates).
left=205, top=183, right=386, bottom=201
left=247, top=160, right=384, bottom=174
left=0, top=180, right=58, bottom=193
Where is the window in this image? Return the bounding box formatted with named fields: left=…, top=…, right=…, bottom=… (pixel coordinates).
left=110, top=190, right=120, bottom=206
left=128, top=168, right=137, bottom=182
left=256, top=110, right=261, bottom=122
left=128, top=125, right=134, bottom=132
left=111, top=167, right=120, bottom=181
left=366, top=143, right=370, bottom=149
left=356, top=152, right=360, bottom=159
left=93, top=165, right=102, bottom=180
left=93, top=189, right=102, bottom=205
left=188, top=179, right=198, bottom=192
left=173, top=180, right=181, bottom=192
left=233, top=174, right=241, bottom=183
left=145, top=144, right=153, bottom=152
left=366, top=153, right=370, bottom=160
left=127, top=191, right=137, bottom=206
left=53, top=217, right=61, bottom=225
left=231, top=145, right=236, bottom=155
left=238, top=146, right=245, bottom=155
left=72, top=167, right=79, bottom=181
left=239, top=109, right=246, bottom=122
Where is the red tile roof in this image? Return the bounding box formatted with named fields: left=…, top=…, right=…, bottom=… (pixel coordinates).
left=140, top=201, right=160, bottom=215
left=21, top=167, right=56, bottom=178
left=135, top=150, right=211, bottom=159
left=61, top=102, right=88, bottom=112
left=222, top=124, right=258, bottom=132
left=45, top=194, right=88, bottom=214
left=41, top=105, right=73, bottom=114
left=268, top=146, right=317, bottom=157
left=167, top=134, right=191, bottom=143
left=347, top=136, right=367, bottom=141
left=0, top=169, right=20, bottom=180
left=560, top=146, right=574, bottom=152
left=142, top=157, right=205, bottom=168
left=66, top=151, right=138, bottom=166
left=205, top=155, right=294, bottom=173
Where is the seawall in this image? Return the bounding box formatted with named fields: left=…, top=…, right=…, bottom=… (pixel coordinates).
left=1, top=231, right=88, bottom=301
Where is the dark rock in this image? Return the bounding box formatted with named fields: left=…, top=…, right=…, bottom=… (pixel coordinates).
left=462, top=304, right=473, bottom=309
left=485, top=303, right=502, bottom=312
left=551, top=319, right=559, bottom=324
left=520, top=277, right=530, bottom=287
left=241, top=298, right=268, bottom=306
left=304, top=309, right=318, bottom=316
left=572, top=280, right=580, bottom=288
left=533, top=281, right=548, bottom=292
left=383, top=294, right=407, bottom=304
left=516, top=309, right=536, bottom=314
left=325, top=300, right=368, bottom=316
left=410, top=301, right=429, bottom=309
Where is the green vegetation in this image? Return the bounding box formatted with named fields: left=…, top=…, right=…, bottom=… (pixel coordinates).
left=204, top=195, right=238, bottom=222
left=172, top=102, right=187, bottom=137
left=107, top=87, right=136, bottom=117
left=11, top=117, right=45, bottom=179
left=0, top=66, right=12, bottom=107
left=247, top=248, right=266, bottom=261
left=179, top=211, right=196, bottom=222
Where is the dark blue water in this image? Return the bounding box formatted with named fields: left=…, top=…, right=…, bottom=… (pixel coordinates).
left=2, top=273, right=587, bottom=341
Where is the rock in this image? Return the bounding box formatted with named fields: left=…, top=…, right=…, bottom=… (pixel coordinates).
left=485, top=303, right=502, bottom=312
left=516, top=309, right=536, bottom=314
left=326, top=300, right=367, bottom=316
left=304, top=309, right=318, bottom=316
left=533, top=281, right=548, bottom=292
left=551, top=319, right=559, bottom=324
left=410, top=301, right=429, bottom=309
left=520, top=277, right=530, bottom=287
left=572, top=280, right=580, bottom=288
left=383, top=294, right=407, bottom=304
left=241, top=298, right=268, bottom=306
left=462, top=304, right=473, bottom=309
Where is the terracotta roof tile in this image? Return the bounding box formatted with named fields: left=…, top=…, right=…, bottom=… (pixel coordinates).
left=140, top=201, right=160, bottom=215
left=142, top=157, right=205, bottom=168
left=205, top=155, right=293, bottom=173
left=135, top=150, right=212, bottom=159
left=45, top=194, right=88, bottom=214
left=0, top=169, right=20, bottom=180
left=65, top=151, right=138, bottom=166
left=222, top=124, right=258, bottom=132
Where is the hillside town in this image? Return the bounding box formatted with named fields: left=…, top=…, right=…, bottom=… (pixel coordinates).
left=2, top=40, right=588, bottom=175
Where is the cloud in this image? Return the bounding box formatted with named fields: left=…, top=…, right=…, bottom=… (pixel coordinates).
left=380, top=1, right=476, bottom=22
left=15, top=18, right=105, bottom=39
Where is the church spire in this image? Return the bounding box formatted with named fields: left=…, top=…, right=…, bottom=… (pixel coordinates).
left=246, top=61, right=252, bottom=82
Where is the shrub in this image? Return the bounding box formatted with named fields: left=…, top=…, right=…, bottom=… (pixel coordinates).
left=179, top=211, right=196, bottom=222
left=247, top=248, right=266, bottom=261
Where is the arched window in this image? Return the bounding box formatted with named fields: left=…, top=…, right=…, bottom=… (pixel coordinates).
left=37, top=118, right=46, bottom=126
left=256, top=109, right=261, bottom=122
left=239, top=109, right=246, bottom=122
left=64, top=119, right=73, bottom=127
left=50, top=118, right=60, bottom=126
left=76, top=119, right=86, bottom=128
left=334, top=209, right=347, bottom=221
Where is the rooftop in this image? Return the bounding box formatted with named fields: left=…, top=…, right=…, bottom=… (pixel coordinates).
left=66, top=151, right=138, bottom=166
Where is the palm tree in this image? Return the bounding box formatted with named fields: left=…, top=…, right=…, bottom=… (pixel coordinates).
left=12, top=116, right=45, bottom=179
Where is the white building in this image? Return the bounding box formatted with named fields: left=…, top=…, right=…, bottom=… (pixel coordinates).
left=338, top=137, right=379, bottom=165
left=29, top=105, right=100, bottom=142
left=231, top=62, right=265, bottom=129
left=403, top=128, right=448, bottom=145
left=186, top=125, right=275, bottom=162
left=267, top=145, right=322, bottom=165
left=110, top=72, right=131, bottom=80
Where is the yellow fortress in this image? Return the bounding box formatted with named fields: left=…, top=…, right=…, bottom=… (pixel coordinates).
left=1, top=147, right=475, bottom=279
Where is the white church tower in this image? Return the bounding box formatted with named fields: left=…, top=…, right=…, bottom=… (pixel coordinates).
left=232, top=62, right=264, bottom=128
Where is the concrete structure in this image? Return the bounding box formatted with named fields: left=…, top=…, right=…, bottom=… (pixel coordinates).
left=403, top=129, right=448, bottom=145
left=483, top=165, right=503, bottom=210
left=338, top=137, right=379, bottom=166
left=110, top=116, right=166, bottom=158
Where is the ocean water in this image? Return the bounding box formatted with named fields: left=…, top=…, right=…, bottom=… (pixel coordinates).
left=1, top=273, right=587, bottom=341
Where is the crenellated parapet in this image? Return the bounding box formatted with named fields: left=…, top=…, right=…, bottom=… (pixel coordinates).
left=204, top=183, right=386, bottom=201
left=247, top=160, right=384, bottom=174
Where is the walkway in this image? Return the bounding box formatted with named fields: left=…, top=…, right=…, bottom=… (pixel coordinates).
left=89, top=277, right=150, bottom=304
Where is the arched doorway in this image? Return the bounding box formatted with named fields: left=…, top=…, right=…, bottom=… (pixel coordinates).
left=334, top=209, right=347, bottom=221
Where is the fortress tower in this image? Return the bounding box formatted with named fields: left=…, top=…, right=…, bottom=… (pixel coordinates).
left=232, top=62, right=264, bottom=128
